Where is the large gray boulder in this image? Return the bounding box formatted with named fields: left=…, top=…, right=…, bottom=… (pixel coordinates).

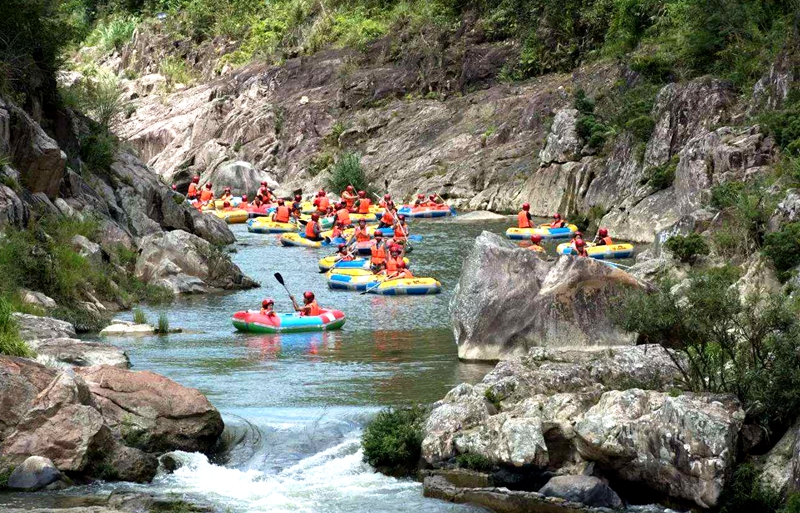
left=6, top=456, right=65, bottom=491
left=0, top=182, right=28, bottom=229
left=574, top=389, right=744, bottom=508
left=203, top=160, right=279, bottom=198
left=29, top=338, right=130, bottom=369
left=539, top=475, right=623, bottom=509
left=13, top=314, right=77, bottom=340
left=135, top=230, right=257, bottom=293
left=451, top=232, right=645, bottom=361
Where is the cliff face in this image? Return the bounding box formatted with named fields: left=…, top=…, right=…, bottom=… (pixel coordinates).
left=105, top=27, right=791, bottom=242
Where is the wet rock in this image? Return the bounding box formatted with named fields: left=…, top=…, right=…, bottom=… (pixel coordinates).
left=539, top=475, right=623, bottom=509
left=100, top=321, right=157, bottom=337
left=574, top=389, right=744, bottom=508
left=540, top=109, right=581, bottom=165
left=6, top=456, right=64, bottom=491
left=160, top=452, right=184, bottom=473
left=451, top=232, right=644, bottom=361
left=13, top=313, right=76, bottom=340
left=135, top=230, right=257, bottom=293
left=450, top=211, right=509, bottom=223
left=101, top=443, right=159, bottom=483
left=77, top=365, right=224, bottom=454
left=422, top=384, right=492, bottom=464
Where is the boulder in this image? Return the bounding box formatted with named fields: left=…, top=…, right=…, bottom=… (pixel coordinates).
left=13, top=314, right=77, bottom=341
left=540, top=109, right=581, bottom=165
left=0, top=356, right=56, bottom=441
left=76, top=365, right=224, bottom=453
left=19, top=289, right=57, bottom=310
left=0, top=183, right=28, bottom=229
left=187, top=207, right=236, bottom=246
left=203, top=160, right=279, bottom=197
left=769, top=189, right=800, bottom=231
left=135, top=230, right=257, bottom=293
left=539, top=475, right=623, bottom=509
left=100, top=322, right=157, bottom=337
left=28, top=338, right=130, bottom=369
left=422, top=384, right=493, bottom=464
left=71, top=234, right=105, bottom=267
left=6, top=456, right=64, bottom=491
left=574, top=390, right=744, bottom=508
left=451, top=232, right=644, bottom=361
left=761, top=420, right=799, bottom=495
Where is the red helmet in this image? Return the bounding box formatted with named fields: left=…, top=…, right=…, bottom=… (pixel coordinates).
left=358, top=190, right=366, bottom=197
left=223, top=201, right=231, bottom=208
left=277, top=199, right=285, bottom=205
left=171, top=184, right=177, bottom=190
left=384, top=194, right=391, bottom=200
left=319, top=189, right=326, bottom=196
left=417, top=194, right=424, bottom=199
left=303, top=291, right=315, bottom=300
left=391, top=246, right=401, bottom=254
left=338, top=243, right=346, bottom=250
left=429, top=194, right=436, bottom=200
left=374, top=231, right=383, bottom=238
left=531, top=234, right=542, bottom=243
left=261, top=181, right=267, bottom=186
left=294, top=194, right=301, bottom=201
left=242, top=195, right=248, bottom=201
left=398, top=214, right=405, bottom=221
left=192, top=175, right=200, bottom=183
left=205, top=183, right=212, bottom=189
left=311, top=213, right=320, bottom=220
left=522, top=203, right=530, bottom=211
left=575, top=231, right=583, bottom=238
left=262, top=299, right=274, bottom=308
left=397, top=260, right=406, bottom=268
left=337, top=202, right=345, bottom=209
left=599, top=228, right=608, bottom=236
left=346, top=185, right=354, bottom=192
left=553, top=213, right=561, bottom=219
left=576, top=239, right=586, bottom=247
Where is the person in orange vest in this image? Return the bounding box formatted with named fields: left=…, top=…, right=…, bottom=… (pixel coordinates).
left=241, top=195, right=249, bottom=206
left=291, top=291, right=321, bottom=317
left=379, top=194, right=392, bottom=208
left=393, top=214, right=410, bottom=246
left=518, top=203, right=533, bottom=229
left=391, top=260, right=414, bottom=279
left=335, top=202, right=352, bottom=228
left=257, top=181, right=271, bottom=201
left=354, top=191, right=371, bottom=214
left=426, top=194, right=443, bottom=206
left=315, top=189, right=331, bottom=214
left=305, top=213, right=322, bottom=241
left=222, top=201, right=233, bottom=211
left=259, top=298, right=277, bottom=317
left=594, top=228, right=613, bottom=246
left=272, top=199, right=292, bottom=224
left=350, top=218, right=371, bottom=245
left=413, top=193, right=425, bottom=206
left=570, top=231, right=585, bottom=250
left=574, top=238, right=589, bottom=257
left=378, top=202, right=396, bottom=229
left=529, top=234, right=544, bottom=252
left=291, top=194, right=303, bottom=217
left=550, top=213, right=567, bottom=228
left=370, top=231, right=387, bottom=272
left=220, top=186, right=233, bottom=202
left=342, top=185, right=357, bottom=211
left=187, top=176, right=200, bottom=200
left=200, top=183, right=214, bottom=204
left=253, top=195, right=264, bottom=208
left=384, top=246, right=405, bottom=274
left=330, top=222, right=345, bottom=240
left=336, top=243, right=355, bottom=262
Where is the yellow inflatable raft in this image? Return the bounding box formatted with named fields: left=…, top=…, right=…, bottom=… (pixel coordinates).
left=556, top=242, right=634, bottom=260
left=505, top=223, right=578, bottom=241
left=211, top=209, right=249, bottom=224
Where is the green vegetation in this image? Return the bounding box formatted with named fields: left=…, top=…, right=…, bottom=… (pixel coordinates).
left=84, top=14, right=138, bottom=52
left=156, top=312, right=170, bottom=334
left=159, top=55, right=193, bottom=89
left=574, top=89, right=611, bottom=150
left=133, top=307, right=148, bottom=325
left=718, top=463, right=783, bottom=513
left=362, top=406, right=425, bottom=476
left=643, top=156, right=677, bottom=191
left=456, top=452, right=492, bottom=471
left=615, top=266, right=800, bottom=434
left=0, top=296, right=33, bottom=357
left=324, top=152, right=372, bottom=196
left=664, top=233, right=709, bottom=264
left=763, top=223, right=800, bottom=282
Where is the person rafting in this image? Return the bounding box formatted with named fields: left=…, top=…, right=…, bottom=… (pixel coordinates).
left=378, top=202, right=396, bottom=229
left=222, top=201, right=233, bottom=211
left=291, top=194, right=303, bottom=217
left=426, top=194, right=443, bottom=206
left=384, top=246, right=404, bottom=273
left=388, top=260, right=413, bottom=280
left=518, top=203, right=532, bottom=229
left=393, top=214, right=409, bottom=242
left=594, top=228, right=613, bottom=246
left=350, top=218, right=371, bottom=245
left=570, top=231, right=585, bottom=250
left=314, top=189, right=330, bottom=214
left=413, top=194, right=425, bottom=206
left=342, top=185, right=357, bottom=211
left=335, top=202, right=353, bottom=228
left=574, top=238, right=589, bottom=257
left=252, top=195, right=263, bottom=208
left=291, top=291, right=321, bottom=317
left=187, top=175, right=200, bottom=200
left=305, top=213, right=323, bottom=241
left=370, top=231, right=387, bottom=272
left=355, top=191, right=371, bottom=214
left=550, top=213, right=566, bottom=228
left=220, top=186, right=233, bottom=202
left=336, top=243, right=355, bottom=262
left=260, top=299, right=277, bottom=317
left=200, top=183, right=214, bottom=204
left=241, top=195, right=249, bottom=206
left=272, top=199, right=292, bottom=224
left=529, top=234, right=544, bottom=252
left=257, top=181, right=272, bottom=202
left=330, top=222, right=345, bottom=240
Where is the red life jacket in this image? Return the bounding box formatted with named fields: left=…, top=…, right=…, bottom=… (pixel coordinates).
left=518, top=211, right=532, bottom=229
left=381, top=210, right=394, bottom=225
left=317, top=197, right=330, bottom=213
left=305, top=220, right=319, bottom=238
left=358, top=198, right=372, bottom=214
left=274, top=206, right=291, bottom=223
left=187, top=183, right=199, bottom=198
left=355, top=227, right=371, bottom=242
left=371, top=242, right=386, bottom=265
left=550, top=219, right=566, bottom=228
left=337, top=208, right=351, bottom=226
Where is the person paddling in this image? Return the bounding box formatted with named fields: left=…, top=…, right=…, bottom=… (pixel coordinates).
left=529, top=234, right=544, bottom=252
left=350, top=218, right=371, bottom=245
left=355, top=190, right=371, bottom=214
left=336, top=243, right=355, bottom=262
left=413, top=193, right=425, bottom=206
left=518, top=203, right=532, bottom=229
left=291, top=291, right=321, bottom=316
left=342, top=185, right=357, bottom=211
left=594, top=228, right=613, bottom=246
left=370, top=231, right=387, bottom=273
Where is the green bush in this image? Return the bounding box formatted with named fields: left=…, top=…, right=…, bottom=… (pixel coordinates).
left=763, top=223, right=800, bottom=281
left=85, top=14, right=138, bottom=53
left=710, top=182, right=747, bottom=210
left=156, top=312, right=169, bottom=334
left=159, top=55, right=192, bottom=87
left=718, top=464, right=782, bottom=513
left=0, top=296, right=33, bottom=357
left=324, top=152, right=372, bottom=196
left=362, top=406, right=425, bottom=476
left=664, top=233, right=709, bottom=263
left=643, top=156, right=677, bottom=191
left=79, top=128, right=117, bottom=173
left=133, top=307, right=147, bottom=325
left=456, top=453, right=492, bottom=471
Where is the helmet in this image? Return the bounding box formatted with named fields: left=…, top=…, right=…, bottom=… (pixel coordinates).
left=337, top=202, right=344, bottom=209
left=576, top=239, right=586, bottom=247
left=311, top=213, right=320, bottom=220
left=599, top=228, right=608, bottom=237
left=223, top=201, right=231, bottom=208
left=319, top=189, right=326, bottom=196
left=338, top=243, right=346, bottom=250
left=358, top=190, right=366, bottom=197
left=277, top=199, right=285, bottom=205
left=522, top=203, right=530, bottom=211
left=192, top=175, right=200, bottom=183
left=398, top=214, right=405, bottom=221
left=575, top=231, right=583, bottom=238
left=171, top=184, right=177, bottom=190
left=303, top=291, right=315, bottom=300
left=346, top=185, right=354, bottom=192
left=374, top=231, right=383, bottom=238
left=242, top=195, right=248, bottom=201
left=384, top=194, right=391, bottom=200
left=262, top=298, right=274, bottom=308
left=553, top=213, right=561, bottom=219
left=417, top=194, right=424, bottom=199
left=391, top=247, right=401, bottom=254
left=531, top=234, right=542, bottom=243
left=294, top=194, right=301, bottom=201
left=261, top=181, right=267, bottom=186
left=429, top=194, right=436, bottom=200
left=224, top=186, right=231, bottom=191
left=205, top=183, right=212, bottom=188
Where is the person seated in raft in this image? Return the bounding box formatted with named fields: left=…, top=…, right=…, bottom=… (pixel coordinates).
left=220, top=186, right=233, bottom=202
left=570, top=231, right=585, bottom=251
left=393, top=214, right=410, bottom=245
left=260, top=298, right=277, bottom=317
left=413, top=193, right=425, bottom=206
left=518, top=202, right=533, bottom=228
left=383, top=246, right=405, bottom=275
left=594, top=227, right=613, bottom=246
left=272, top=199, right=292, bottom=224
left=426, top=193, right=444, bottom=206
left=329, top=222, right=345, bottom=240
left=529, top=234, right=544, bottom=251
left=336, top=243, right=355, bottom=262
left=574, top=238, right=589, bottom=257
left=257, top=181, right=272, bottom=202
left=291, top=291, right=321, bottom=317
left=291, top=194, right=303, bottom=217
left=200, top=182, right=214, bottom=204
left=222, top=201, right=233, bottom=211
left=341, top=185, right=357, bottom=211
left=378, top=202, right=397, bottom=229
left=335, top=202, right=353, bottom=228
left=370, top=231, right=388, bottom=273
left=187, top=175, right=200, bottom=201
left=379, top=194, right=392, bottom=209
left=349, top=218, right=371, bottom=246
left=550, top=213, right=567, bottom=228
left=314, top=189, right=330, bottom=214
left=252, top=195, right=264, bottom=208
left=240, top=195, right=249, bottom=206
left=305, top=213, right=323, bottom=241
left=354, top=190, right=372, bottom=214
left=387, top=260, right=414, bottom=280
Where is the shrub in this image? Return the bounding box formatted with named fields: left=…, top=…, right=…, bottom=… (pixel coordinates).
left=324, top=152, right=372, bottom=196
left=763, top=223, right=800, bottom=281
left=0, top=296, right=33, bottom=357
left=710, top=182, right=746, bottom=210
left=718, top=464, right=782, bottom=513
left=362, top=406, right=425, bottom=476
left=86, top=15, right=138, bottom=53
left=155, top=312, right=169, bottom=334
left=79, top=127, right=117, bottom=173
left=159, top=55, right=192, bottom=87
left=643, top=157, right=677, bottom=191
left=456, top=453, right=492, bottom=471
left=664, top=233, right=709, bottom=263
left=133, top=307, right=147, bottom=325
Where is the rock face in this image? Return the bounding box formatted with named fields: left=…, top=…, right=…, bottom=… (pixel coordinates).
left=205, top=160, right=279, bottom=197
left=135, top=230, right=258, bottom=293
left=6, top=456, right=65, bottom=491
left=451, top=232, right=645, bottom=361
left=540, top=109, right=581, bottom=165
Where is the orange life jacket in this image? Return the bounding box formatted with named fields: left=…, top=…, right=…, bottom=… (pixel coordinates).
left=305, top=220, right=319, bottom=238
left=397, top=269, right=413, bottom=279
left=358, top=198, right=372, bottom=214
left=599, top=236, right=613, bottom=246
left=317, top=197, right=330, bottom=213
left=200, top=189, right=214, bottom=202
left=394, top=222, right=409, bottom=240
left=386, top=256, right=403, bottom=272
left=303, top=301, right=321, bottom=317
left=371, top=242, right=386, bottom=265
left=187, top=183, right=199, bottom=198
left=330, top=226, right=343, bottom=239
left=381, top=210, right=394, bottom=225
left=550, top=219, right=566, bottom=228
left=274, top=206, right=290, bottom=223
left=337, top=208, right=351, bottom=226
left=342, top=191, right=356, bottom=209
left=355, top=227, right=371, bottom=243
left=518, top=211, right=532, bottom=229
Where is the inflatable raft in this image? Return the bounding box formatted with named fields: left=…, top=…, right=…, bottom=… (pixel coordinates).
left=556, top=242, right=635, bottom=260
left=326, top=272, right=441, bottom=294
left=279, top=232, right=346, bottom=248
left=505, top=224, right=578, bottom=241
left=232, top=309, right=345, bottom=333
left=245, top=204, right=274, bottom=218
left=211, top=209, right=249, bottom=224
left=397, top=204, right=454, bottom=218
left=318, top=255, right=409, bottom=272
left=246, top=218, right=298, bottom=234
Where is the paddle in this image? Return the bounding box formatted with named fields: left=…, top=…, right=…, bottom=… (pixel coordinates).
left=360, top=275, right=386, bottom=295
left=274, top=272, right=292, bottom=298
